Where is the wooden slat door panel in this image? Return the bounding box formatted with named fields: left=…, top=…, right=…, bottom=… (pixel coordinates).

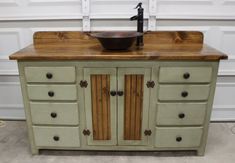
left=118, top=68, right=151, bottom=146
left=84, top=68, right=117, bottom=145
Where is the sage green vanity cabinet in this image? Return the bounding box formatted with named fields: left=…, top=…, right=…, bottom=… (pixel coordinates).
left=16, top=61, right=219, bottom=156
left=9, top=31, right=227, bottom=156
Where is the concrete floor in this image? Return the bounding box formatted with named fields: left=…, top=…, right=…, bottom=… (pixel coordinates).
left=0, top=121, right=235, bottom=163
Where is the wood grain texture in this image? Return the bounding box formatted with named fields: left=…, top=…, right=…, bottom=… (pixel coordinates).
left=91, top=75, right=111, bottom=140
left=33, top=31, right=203, bottom=45
left=135, top=75, right=143, bottom=139
left=124, top=75, right=144, bottom=140
left=33, top=31, right=97, bottom=45
left=130, top=75, right=136, bottom=140
left=9, top=31, right=228, bottom=61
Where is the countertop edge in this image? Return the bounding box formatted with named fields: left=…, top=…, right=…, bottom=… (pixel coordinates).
left=8, top=39, right=228, bottom=61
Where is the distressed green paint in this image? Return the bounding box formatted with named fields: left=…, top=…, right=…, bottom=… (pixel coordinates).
left=33, top=126, right=80, bottom=147
left=159, top=67, right=212, bottom=83
left=18, top=62, right=39, bottom=155
left=117, top=68, right=151, bottom=146
left=30, top=102, right=79, bottom=125
left=148, top=66, right=159, bottom=148
left=158, top=85, right=210, bottom=101
left=27, top=84, right=77, bottom=101
left=155, top=127, right=203, bottom=148
left=156, top=103, right=206, bottom=126
left=25, top=66, right=76, bottom=83
left=196, top=62, right=219, bottom=156
left=17, top=61, right=219, bottom=156
left=76, top=68, right=86, bottom=148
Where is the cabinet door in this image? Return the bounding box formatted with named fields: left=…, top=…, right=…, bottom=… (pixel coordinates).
left=84, top=68, right=117, bottom=145
left=118, top=68, right=151, bottom=145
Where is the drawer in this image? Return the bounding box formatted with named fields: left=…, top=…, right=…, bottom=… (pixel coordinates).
left=158, top=85, right=210, bottom=101
left=156, top=103, right=206, bottom=126
left=27, top=85, right=77, bottom=101
left=159, top=67, right=212, bottom=83
left=25, top=67, right=76, bottom=83
left=155, top=127, right=203, bottom=148
left=33, top=126, right=80, bottom=147
left=30, top=102, right=79, bottom=125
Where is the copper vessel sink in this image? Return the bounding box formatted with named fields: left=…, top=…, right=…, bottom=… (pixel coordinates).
left=90, top=31, right=143, bottom=50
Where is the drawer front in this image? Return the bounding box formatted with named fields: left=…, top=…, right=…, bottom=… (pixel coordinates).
left=30, top=102, right=79, bottom=125
left=27, top=85, right=77, bottom=101
left=33, top=126, right=80, bottom=147
left=156, top=103, right=206, bottom=126
left=158, top=85, right=210, bottom=101
left=155, top=127, right=203, bottom=148
left=159, top=67, right=212, bottom=83
left=25, top=67, right=76, bottom=83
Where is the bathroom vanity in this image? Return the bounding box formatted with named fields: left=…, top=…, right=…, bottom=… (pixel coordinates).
left=9, top=31, right=227, bottom=155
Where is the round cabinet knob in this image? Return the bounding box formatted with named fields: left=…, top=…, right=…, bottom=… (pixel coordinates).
left=178, top=113, right=185, bottom=119
left=51, top=112, right=57, bottom=118
left=48, top=91, right=54, bottom=97
left=110, top=91, right=117, bottom=96
left=176, top=136, right=182, bottom=142
left=183, top=72, right=190, bottom=79
left=46, top=73, right=53, bottom=79
left=117, top=91, right=124, bottom=96
left=53, top=136, right=60, bottom=141
left=181, top=91, right=188, bottom=98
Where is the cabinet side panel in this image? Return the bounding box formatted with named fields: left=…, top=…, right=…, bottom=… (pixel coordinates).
left=18, top=62, right=39, bottom=154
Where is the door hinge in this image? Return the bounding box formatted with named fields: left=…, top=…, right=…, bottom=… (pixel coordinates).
left=146, top=81, right=155, bottom=88
left=80, top=80, right=88, bottom=88
left=83, top=129, right=91, bottom=136
left=144, top=130, right=152, bottom=136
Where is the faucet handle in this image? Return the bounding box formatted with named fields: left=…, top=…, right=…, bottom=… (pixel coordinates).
left=134, top=2, right=142, bottom=9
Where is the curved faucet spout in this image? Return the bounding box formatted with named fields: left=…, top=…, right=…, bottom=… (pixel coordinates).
left=130, top=15, right=138, bottom=21
left=135, top=2, right=142, bottom=9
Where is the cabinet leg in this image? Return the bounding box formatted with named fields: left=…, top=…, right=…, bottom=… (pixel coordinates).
left=197, top=148, right=205, bottom=156
left=31, top=148, right=39, bottom=155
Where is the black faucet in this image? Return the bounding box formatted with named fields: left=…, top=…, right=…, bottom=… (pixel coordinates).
left=130, top=2, right=144, bottom=46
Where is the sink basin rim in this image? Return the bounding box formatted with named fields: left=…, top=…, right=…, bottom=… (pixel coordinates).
left=89, top=31, right=143, bottom=39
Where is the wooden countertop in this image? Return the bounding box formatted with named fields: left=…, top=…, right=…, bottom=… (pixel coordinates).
left=9, top=31, right=228, bottom=61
